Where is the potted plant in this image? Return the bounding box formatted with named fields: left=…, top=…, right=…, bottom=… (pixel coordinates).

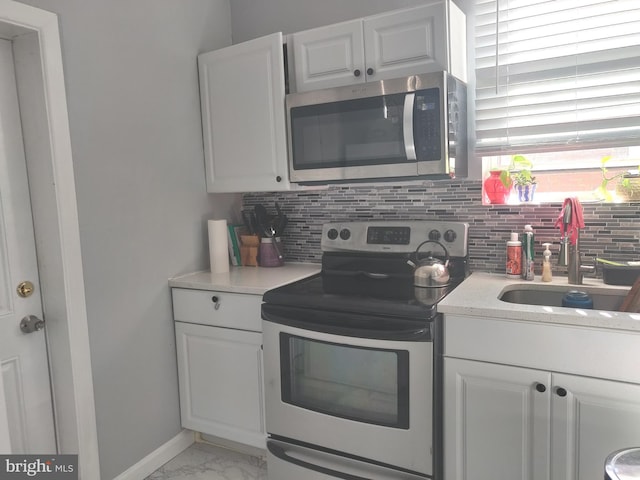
left=509, top=155, right=536, bottom=202
left=596, top=156, right=640, bottom=202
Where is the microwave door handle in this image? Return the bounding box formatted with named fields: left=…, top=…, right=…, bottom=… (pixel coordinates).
left=403, top=93, right=417, bottom=161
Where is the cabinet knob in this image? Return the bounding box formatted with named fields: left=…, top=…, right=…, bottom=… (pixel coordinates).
left=556, top=387, right=568, bottom=397
left=276, top=175, right=282, bottom=182
left=367, top=67, right=374, bottom=76
left=535, top=383, right=546, bottom=393
left=353, top=69, right=361, bottom=77
left=211, top=296, right=220, bottom=310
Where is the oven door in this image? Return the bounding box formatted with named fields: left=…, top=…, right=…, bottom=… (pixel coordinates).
left=262, top=304, right=433, bottom=476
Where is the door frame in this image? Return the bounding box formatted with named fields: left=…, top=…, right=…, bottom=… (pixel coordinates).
left=0, top=1, right=100, bottom=477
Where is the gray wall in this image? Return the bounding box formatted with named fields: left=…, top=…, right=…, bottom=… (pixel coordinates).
left=16, top=1, right=237, bottom=478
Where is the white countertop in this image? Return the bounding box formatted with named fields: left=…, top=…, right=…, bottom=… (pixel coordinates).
left=438, top=272, right=640, bottom=332
left=169, top=263, right=321, bottom=295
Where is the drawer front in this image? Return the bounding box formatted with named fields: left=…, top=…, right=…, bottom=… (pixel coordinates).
left=172, top=288, right=262, bottom=331
left=444, top=314, right=640, bottom=384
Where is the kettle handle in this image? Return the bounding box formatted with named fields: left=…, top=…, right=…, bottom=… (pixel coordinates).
left=415, top=240, right=450, bottom=264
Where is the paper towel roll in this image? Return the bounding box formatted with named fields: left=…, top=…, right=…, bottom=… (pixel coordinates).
left=208, top=219, right=229, bottom=273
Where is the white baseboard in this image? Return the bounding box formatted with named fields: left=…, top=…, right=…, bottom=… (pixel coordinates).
left=112, top=429, right=195, bottom=480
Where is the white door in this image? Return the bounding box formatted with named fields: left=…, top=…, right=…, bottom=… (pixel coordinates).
left=444, top=358, right=551, bottom=480
left=198, top=32, right=290, bottom=193
left=551, top=373, right=640, bottom=480
left=291, top=19, right=365, bottom=92
left=363, top=4, right=448, bottom=83
left=0, top=38, right=56, bottom=453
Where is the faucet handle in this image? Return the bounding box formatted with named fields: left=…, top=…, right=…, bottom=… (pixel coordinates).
left=558, top=236, right=570, bottom=266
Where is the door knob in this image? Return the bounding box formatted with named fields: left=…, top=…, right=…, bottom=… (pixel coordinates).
left=17, top=281, right=34, bottom=298
left=20, top=315, right=45, bottom=334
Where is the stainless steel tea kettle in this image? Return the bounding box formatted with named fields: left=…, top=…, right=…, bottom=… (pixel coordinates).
left=409, top=240, right=451, bottom=288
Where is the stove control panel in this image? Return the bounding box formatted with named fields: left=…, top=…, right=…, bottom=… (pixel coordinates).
left=322, top=221, right=469, bottom=257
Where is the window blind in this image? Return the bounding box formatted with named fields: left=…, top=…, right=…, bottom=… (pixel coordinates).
left=475, top=0, right=640, bottom=156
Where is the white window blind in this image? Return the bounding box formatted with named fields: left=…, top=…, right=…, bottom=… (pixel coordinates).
left=475, top=0, right=640, bottom=156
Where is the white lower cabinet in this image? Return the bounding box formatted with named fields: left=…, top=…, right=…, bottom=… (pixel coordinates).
left=444, top=357, right=640, bottom=480
left=173, top=288, right=266, bottom=450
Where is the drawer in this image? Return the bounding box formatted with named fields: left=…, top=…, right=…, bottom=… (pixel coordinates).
left=172, top=288, right=262, bottom=331
left=443, top=314, right=640, bottom=384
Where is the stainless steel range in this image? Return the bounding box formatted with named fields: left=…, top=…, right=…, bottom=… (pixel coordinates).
left=262, top=221, right=469, bottom=480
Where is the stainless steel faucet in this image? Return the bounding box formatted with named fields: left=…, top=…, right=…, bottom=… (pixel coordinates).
left=557, top=200, right=595, bottom=284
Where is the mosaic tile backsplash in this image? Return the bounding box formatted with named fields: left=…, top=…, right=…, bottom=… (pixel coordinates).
left=243, top=180, right=639, bottom=277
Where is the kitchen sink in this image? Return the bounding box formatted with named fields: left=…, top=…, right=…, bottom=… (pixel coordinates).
left=499, top=284, right=628, bottom=311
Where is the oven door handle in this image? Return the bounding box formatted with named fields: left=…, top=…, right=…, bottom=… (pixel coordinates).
left=268, top=441, right=373, bottom=480
left=262, top=304, right=432, bottom=341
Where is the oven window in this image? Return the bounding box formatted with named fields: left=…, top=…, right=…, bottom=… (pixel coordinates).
left=280, top=334, right=409, bottom=429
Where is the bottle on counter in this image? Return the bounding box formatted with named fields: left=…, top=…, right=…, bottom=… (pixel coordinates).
left=506, top=232, right=522, bottom=279
left=521, top=224, right=535, bottom=280
left=541, top=242, right=553, bottom=282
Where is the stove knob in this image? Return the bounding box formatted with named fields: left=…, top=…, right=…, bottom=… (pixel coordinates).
left=444, top=229, right=457, bottom=243
left=327, top=228, right=339, bottom=240
left=428, top=229, right=441, bottom=241
left=340, top=228, right=351, bottom=240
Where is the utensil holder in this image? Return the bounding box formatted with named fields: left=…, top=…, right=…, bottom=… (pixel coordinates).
left=258, top=237, right=284, bottom=267
left=239, top=235, right=260, bottom=266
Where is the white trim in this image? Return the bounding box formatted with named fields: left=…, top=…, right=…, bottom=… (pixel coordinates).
left=112, top=430, right=195, bottom=480
left=0, top=1, right=100, bottom=477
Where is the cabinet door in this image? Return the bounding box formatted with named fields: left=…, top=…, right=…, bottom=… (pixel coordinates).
left=444, top=358, right=550, bottom=480
left=175, top=321, right=265, bottom=449
left=363, top=3, right=448, bottom=83
left=198, top=33, right=289, bottom=192
left=551, top=374, right=640, bottom=480
left=291, top=19, right=365, bottom=92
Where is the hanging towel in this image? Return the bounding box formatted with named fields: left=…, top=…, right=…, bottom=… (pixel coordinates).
left=554, top=197, right=585, bottom=245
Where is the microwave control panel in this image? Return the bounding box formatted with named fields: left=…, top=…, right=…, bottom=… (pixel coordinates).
left=414, top=88, right=442, bottom=162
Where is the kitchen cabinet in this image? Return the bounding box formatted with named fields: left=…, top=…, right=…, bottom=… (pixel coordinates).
left=443, top=314, right=640, bottom=480
left=289, top=1, right=466, bottom=93
left=173, top=288, right=266, bottom=449
left=198, top=33, right=289, bottom=192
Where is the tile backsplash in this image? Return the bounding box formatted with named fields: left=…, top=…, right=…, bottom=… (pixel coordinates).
left=243, top=179, right=639, bottom=276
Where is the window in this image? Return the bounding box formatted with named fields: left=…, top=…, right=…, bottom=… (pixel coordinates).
left=476, top=0, right=640, bottom=202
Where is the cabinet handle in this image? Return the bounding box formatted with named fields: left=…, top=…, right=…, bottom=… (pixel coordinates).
left=211, top=296, right=220, bottom=310
left=535, top=383, right=546, bottom=393
left=367, top=67, right=374, bottom=76
left=353, top=69, right=361, bottom=77
left=556, top=387, right=568, bottom=397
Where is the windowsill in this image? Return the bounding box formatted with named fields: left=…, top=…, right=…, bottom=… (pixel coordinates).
left=484, top=190, right=637, bottom=206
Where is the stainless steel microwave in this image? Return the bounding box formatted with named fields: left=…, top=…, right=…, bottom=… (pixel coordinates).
left=286, top=72, right=467, bottom=184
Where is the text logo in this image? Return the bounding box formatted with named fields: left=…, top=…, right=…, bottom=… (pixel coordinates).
left=0, top=456, right=77, bottom=479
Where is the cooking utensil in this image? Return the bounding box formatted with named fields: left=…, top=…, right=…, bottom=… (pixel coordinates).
left=241, top=210, right=254, bottom=235
left=254, top=204, right=271, bottom=237
left=619, top=276, right=640, bottom=312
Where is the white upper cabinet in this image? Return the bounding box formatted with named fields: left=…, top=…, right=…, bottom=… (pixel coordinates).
left=198, top=33, right=290, bottom=192
left=291, top=1, right=466, bottom=93
left=291, top=19, right=365, bottom=91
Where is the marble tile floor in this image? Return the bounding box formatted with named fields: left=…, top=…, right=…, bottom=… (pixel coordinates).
left=146, top=442, right=267, bottom=480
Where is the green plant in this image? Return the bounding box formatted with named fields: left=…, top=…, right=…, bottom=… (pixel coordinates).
left=510, top=155, right=536, bottom=186
left=595, top=156, right=640, bottom=202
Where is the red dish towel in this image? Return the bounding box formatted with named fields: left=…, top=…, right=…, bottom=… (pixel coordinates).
left=554, top=197, right=585, bottom=245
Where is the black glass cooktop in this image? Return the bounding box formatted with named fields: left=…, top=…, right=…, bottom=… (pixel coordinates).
left=263, top=273, right=451, bottom=321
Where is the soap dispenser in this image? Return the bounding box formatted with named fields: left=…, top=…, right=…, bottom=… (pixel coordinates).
left=541, top=243, right=553, bottom=282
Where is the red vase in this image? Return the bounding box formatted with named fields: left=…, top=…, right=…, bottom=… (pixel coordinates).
left=484, top=171, right=511, bottom=204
